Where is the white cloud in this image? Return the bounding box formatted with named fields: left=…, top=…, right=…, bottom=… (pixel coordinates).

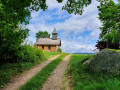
left=61, top=39, right=96, bottom=53
left=27, top=0, right=102, bottom=53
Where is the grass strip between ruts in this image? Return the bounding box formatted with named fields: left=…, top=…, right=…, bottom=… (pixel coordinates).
left=19, top=54, right=66, bottom=90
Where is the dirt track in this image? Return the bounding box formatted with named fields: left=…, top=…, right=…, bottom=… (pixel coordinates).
left=2, top=55, right=60, bottom=90
left=42, top=55, right=71, bottom=90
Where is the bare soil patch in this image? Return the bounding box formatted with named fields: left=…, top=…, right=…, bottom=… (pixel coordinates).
left=42, top=55, right=71, bottom=90
left=2, top=55, right=60, bottom=90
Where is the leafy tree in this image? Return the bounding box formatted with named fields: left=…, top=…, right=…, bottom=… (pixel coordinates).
left=95, top=0, right=120, bottom=50
left=1, top=0, right=117, bottom=62
left=0, top=0, right=48, bottom=63
left=57, top=48, right=62, bottom=53
left=36, top=31, right=50, bottom=39
left=97, top=0, right=120, bottom=44
left=0, top=0, right=113, bottom=23
left=0, top=25, right=29, bottom=63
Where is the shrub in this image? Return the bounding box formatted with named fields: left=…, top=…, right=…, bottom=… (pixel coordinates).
left=0, top=45, right=45, bottom=88
left=18, top=44, right=45, bottom=63
left=95, top=40, right=119, bottom=50
left=57, top=48, right=62, bottom=53
left=0, top=26, right=29, bottom=63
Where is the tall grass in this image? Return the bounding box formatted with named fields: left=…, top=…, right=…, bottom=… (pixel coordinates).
left=70, top=54, right=120, bottom=90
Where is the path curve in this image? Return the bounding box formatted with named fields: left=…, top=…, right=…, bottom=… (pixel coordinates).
left=42, top=55, right=71, bottom=90
left=2, top=55, right=60, bottom=90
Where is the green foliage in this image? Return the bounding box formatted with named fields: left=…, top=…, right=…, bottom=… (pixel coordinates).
left=62, top=0, right=92, bottom=15
left=0, top=0, right=48, bottom=25
left=0, top=0, right=116, bottom=63
left=70, top=54, right=120, bottom=90
left=20, top=55, right=65, bottom=90
left=0, top=26, right=29, bottom=63
left=0, top=48, right=58, bottom=88
left=0, top=0, right=48, bottom=63
left=98, top=0, right=120, bottom=44
left=18, top=44, right=45, bottom=63
left=36, top=31, right=50, bottom=39
left=57, top=48, right=62, bottom=53
left=62, top=0, right=112, bottom=15
left=103, top=28, right=120, bottom=44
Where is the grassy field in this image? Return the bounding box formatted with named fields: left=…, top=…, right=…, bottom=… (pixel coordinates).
left=70, top=54, right=120, bottom=90
left=20, top=54, right=67, bottom=90
left=0, top=51, right=59, bottom=89
left=44, top=51, right=60, bottom=59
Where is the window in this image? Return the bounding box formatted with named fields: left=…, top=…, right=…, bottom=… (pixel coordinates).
left=48, top=46, right=51, bottom=50
left=42, top=46, right=44, bottom=50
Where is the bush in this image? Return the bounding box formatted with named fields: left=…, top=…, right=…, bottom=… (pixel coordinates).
left=57, top=48, right=62, bottom=53
left=95, top=40, right=119, bottom=51
left=0, top=25, right=29, bottom=63
left=18, top=44, right=45, bottom=63
left=0, top=45, right=45, bottom=88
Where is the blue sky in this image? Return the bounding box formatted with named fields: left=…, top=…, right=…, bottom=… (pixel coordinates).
left=26, top=0, right=118, bottom=53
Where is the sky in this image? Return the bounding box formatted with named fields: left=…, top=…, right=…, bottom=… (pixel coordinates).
left=26, top=0, right=117, bottom=53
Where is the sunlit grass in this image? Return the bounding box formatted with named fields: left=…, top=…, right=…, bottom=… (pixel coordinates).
left=20, top=54, right=66, bottom=90
left=0, top=51, right=60, bottom=89
left=44, top=51, right=60, bottom=59
left=70, top=54, right=120, bottom=90
left=106, top=48, right=120, bottom=52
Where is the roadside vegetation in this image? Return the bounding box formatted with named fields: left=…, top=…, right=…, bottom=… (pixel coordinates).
left=44, top=51, right=60, bottom=59
left=57, top=48, right=62, bottom=53
left=19, top=54, right=67, bottom=90
left=0, top=46, right=59, bottom=89
left=69, top=54, right=120, bottom=90
left=1, top=0, right=120, bottom=89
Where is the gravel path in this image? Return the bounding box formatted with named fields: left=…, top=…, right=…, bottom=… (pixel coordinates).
left=42, top=55, right=71, bottom=90
left=2, top=55, right=60, bottom=90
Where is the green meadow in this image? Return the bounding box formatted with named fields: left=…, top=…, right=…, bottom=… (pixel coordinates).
left=69, top=54, right=120, bottom=90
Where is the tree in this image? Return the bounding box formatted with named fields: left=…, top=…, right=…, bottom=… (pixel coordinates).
left=36, top=31, right=50, bottom=39
left=0, top=25, right=29, bottom=63
left=98, top=0, right=120, bottom=43
left=0, top=0, right=48, bottom=62
left=96, top=0, right=120, bottom=50
left=0, top=0, right=116, bottom=62
left=57, top=48, right=62, bottom=53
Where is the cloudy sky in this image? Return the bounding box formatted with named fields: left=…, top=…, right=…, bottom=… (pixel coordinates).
left=26, top=0, right=117, bottom=53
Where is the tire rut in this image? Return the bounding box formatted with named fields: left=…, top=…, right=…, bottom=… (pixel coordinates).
left=41, top=55, right=71, bottom=90
left=2, top=55, right=60, bottom=90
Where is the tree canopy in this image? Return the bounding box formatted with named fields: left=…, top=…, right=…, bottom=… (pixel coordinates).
left=0, top=0, right=112, bottom=24
left=1, top=0, right=119, bottom=62
left=96, top=0, right=120, bottom=50
left=36, top=31, right=50, bottom=39
left=98, top=0, right=120, bottom=44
